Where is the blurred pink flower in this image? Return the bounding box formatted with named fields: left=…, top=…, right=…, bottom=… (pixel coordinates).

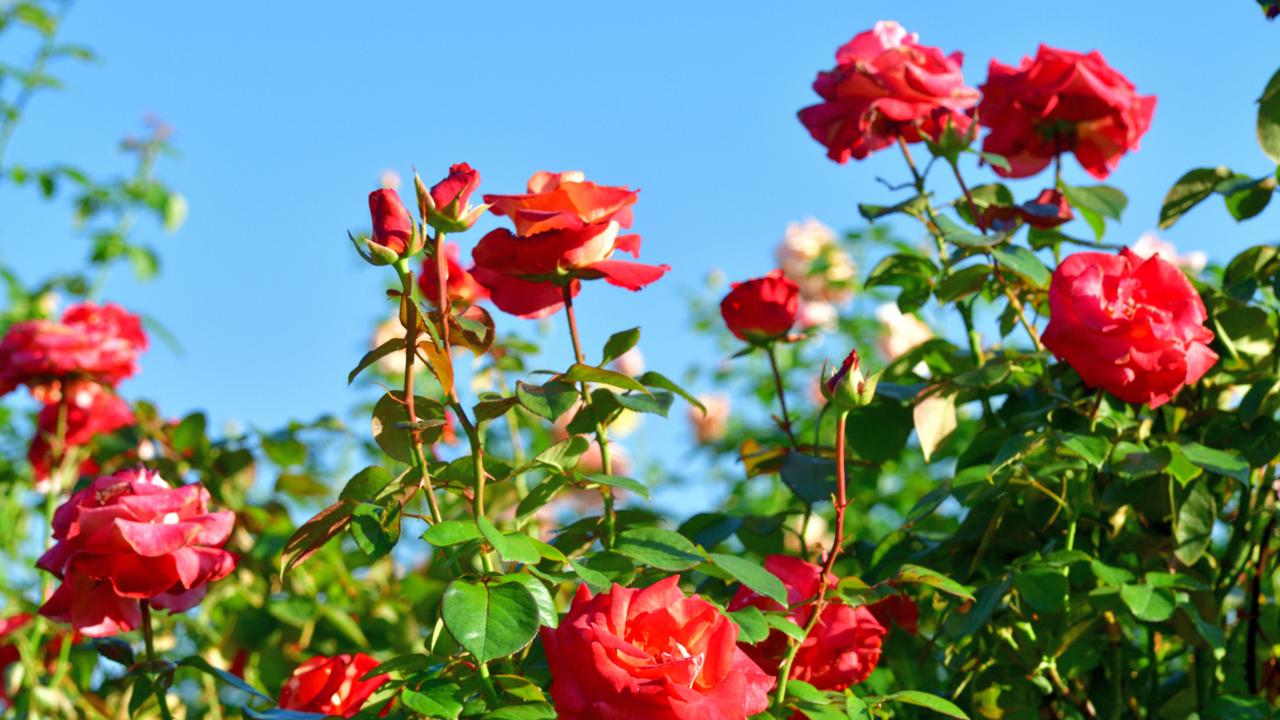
left=1130, top=232, right=1207, bottom=273
left=690, top=393, right=731, bottom=444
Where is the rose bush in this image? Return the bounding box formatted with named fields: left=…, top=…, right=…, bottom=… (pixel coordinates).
left=4, top=6, right=1280, bottom=720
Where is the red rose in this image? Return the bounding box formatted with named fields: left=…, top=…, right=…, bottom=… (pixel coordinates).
left=0, top=302, right=148, bottom=399
left=979, top=45, right=1156, bottom=179
left=28, top=382, right=135, bottom=487
left=867, top=594, right=919, bottom=636
left=0, top=614, right=30, bottom=706
left=417, top=242, right=489, bottom=306
left=720, top=270, right=800, bottom=342
left=798, top=21, right=979, bottom=163
left=422, top=163, right=486, bottom=232
left=278, top=653, right=387, bottom=718
left=541, top=577, right=773, bottom=720
left=1042, top=248, right=1217, bottom=408
left=729, top=555, right=886, bottom=691
left=36, top=468, right=237, bottom=637
left=367, top=188, right=415, bottom=255
left=981, top=188, right=1073, bottom=231
left=473, top=171, right=669, bottom=318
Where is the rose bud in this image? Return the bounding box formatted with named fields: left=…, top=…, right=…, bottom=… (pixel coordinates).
left=729, top=554, right=886, bottom=690
left=416, top=163, right=488, bottom=233
left=541, top=577, right=773, bottom=719
left=351, top=188, right=421, bottom=265
left=719, top=270, right=800, bottom=343
left=824, top=348, right=880, bottom=410
left=1017, top=188, right=1073, bottom=229
left=979, top=45, right=1156, bottom=179
left=278, top=653, right=388, bottom=718
left=36, top=468, right=237, bottom=637
left=1041, top=248, right=1218, bottom=408
left=798, top=21, right=978, bottom=163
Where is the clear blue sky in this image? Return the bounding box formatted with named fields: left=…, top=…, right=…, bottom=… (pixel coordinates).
left=4, top=2, right=1277, bottom=477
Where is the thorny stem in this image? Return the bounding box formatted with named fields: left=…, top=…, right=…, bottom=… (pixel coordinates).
left=395, top=261, right=444, bottom=525
left=765, top=343, right=799, bottom=449
left=561, top=285, right=616, bottom=548
left=774, top=412, right=849, bottom=708
left=949, top=158, right=987, bottom=233
left=141, top=601, right=174, bottom=720
left=1002, top=284, right=1045, bottom=352
left=897, top=137, right=949, bottom=264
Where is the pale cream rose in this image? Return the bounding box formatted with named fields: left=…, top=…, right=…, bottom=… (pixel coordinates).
left=690, top=393, right=730, bottom=444
left=611, top=347, right=645, bottom=378
left=1131, top=232, right=1208, bottom=273
left=876, top=303, right=933, bottom=362
left=776, top=218, right=857, bottom=304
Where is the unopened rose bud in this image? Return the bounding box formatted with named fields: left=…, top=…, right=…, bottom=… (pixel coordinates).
left=417, top=164, right=488, bottom=233
left=824, top=349, right=880, bottom=410
left=351, top=188, right=421, bottom=265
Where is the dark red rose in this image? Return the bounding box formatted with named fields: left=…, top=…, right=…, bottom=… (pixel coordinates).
left=541, top=577, right=773, bottom=720
left=278, top=653, right=387, bottom=718
left=979, top=45, right=1156, bottom=179
left=28, top=382, right=135, bottom=489
left=981, top=188, right=1074, bottom=231
left=0, top=303, right=148, bottom=399
left=36, top=468, right=237, bottom=637
left=473, top=171, right=669, bottom=318
left=720, top=270, right=800, bottom=342
left=729, top=554, right=886, bottom=691
left=367, top=188, right=415, bottom=255
left=798, top=21, right=979, bottom=163
left=1042, top=248, right=1217, bottom=408
left=418, top=242, right=489, bottom=306
left=867, top=594, right=920, bottom=636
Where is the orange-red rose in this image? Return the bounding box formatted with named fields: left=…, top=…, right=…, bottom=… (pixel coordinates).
left=979, top=45, right=1156, bottom=179
left=278, top=653, right=387, bottom=717
left=541, top=577, right=773, bottom=720
left=0, top=303, right=147, bottom=399
left=729, top=555, right=886, bottom=690
left=418, top=242, right=488, bottom=306
left=798, top=21, right=979, bottom=163
left=720, top=270, right=800, bottom=342
left=36, top=468, right=236, bottom=637
left=473, top=171, right=669, bottom=318
left=1042, top=248, right=1217, bottom=408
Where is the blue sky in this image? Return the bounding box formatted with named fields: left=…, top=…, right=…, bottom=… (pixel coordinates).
left=3, top=2, right=1277, bottom=481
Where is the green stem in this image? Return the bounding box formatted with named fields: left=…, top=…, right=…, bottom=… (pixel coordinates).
left=477, top=660, right=500, bottom=705
left=395, top=261, right=444, bottom=525
left=141, top=601, right=174, bottom=720
left=765, top=343, right=799, bottom=449
left=560, top=285, right=616, bottom=548
left=451, top=402, right=494, bottom=573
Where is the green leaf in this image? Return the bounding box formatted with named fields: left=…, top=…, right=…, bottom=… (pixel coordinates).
left=1013, top=566, right=1069, bottom=614
left=765, top=614, right=807, bottom=641
left=1174, top=480, right=1217, bottom=565
left=500, top=574, right=559, bottom=628
left=992, top=246, right=1050, bottom=289
left=441, top=579, right=541, bottom=663
left=402, top=687, right=464, bottom=719
left=515, top=477, right=568, bottom=521
left=895, top=564, right=975, bottom=601
left=615, top=527, right=703, bottom=571
left=779, top=453, right=836, bottom=506
left=348, top=337, right=405, bottom=384
left=935, top=263, right=990, bottom=303
left=935, top=214, right=994, bottom=248
left=1063, top=184, right=1127, bottom=220
left=531, top=436, right=590, bottom=473
left=561, top=363, right=649, bottom=393
left=1222, top=175, right=1275, bottom=221
left=421, top=520, right=481, bottom=547
left=281, top=499, right=357, bottom=576
left=615, top=389, right=674, bottom=417
left=371, top=392, right=444, bottom=462
left=515, top=380, right=578, bottom=422
left=482, top=703, right=558, bottom=720
left=879, top=691, right=971, bottom=719
left=339, top=466, right=393, bottom=502
left=177, top=656, right=272, bottom=702
left=729, top=606, right=770, bottom=643
left=1119, top=583, right=1176, bottom=622
left=1181, top=442, right=1250, bottom=482
left=1057, top=432, right=1110, bottom=469
left=474, top=396, right=520, bottom=422
left=601, top=327, right=640, bottom=365
left=586, top=474, right=650, bottom=499
left=1091, top=559, right=1135, bottom=586
left=1159, top=167, right=1229, bottom=229
left=1258, top=66, right=1280, bottom=163
left=637, top=371, right=705, bottom=414
left=709, top=553, right=788, bottom=605
left=350, top=502, right=400, bottom=560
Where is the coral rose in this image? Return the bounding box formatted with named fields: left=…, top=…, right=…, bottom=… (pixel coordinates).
left=278, top=653, right=387, bottom=718
left=979, top=45, right=1156, bottom=179
left=720, top=270, right=800, bottom=342
left=798, top=21, right=979, bottom=163
left=729, top=554, right=886, bottom=690
left=473, top=171, right=669, bottom=318
left=36, top=468, right=237, bottom=637
left=541, top=577, right=773, bottom=720
left=0, top=302, right=147, bottom=398
left=1041, top=248, right=1217, bottom=408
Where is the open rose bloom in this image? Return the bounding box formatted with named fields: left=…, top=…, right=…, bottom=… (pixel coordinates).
left=1041, top=249, right=1217, bottom=408
left=720, top=270, right=801, bottom=342
left=0, top=302, right=148, bottom=399
left=473, top=171, right=669, bottom=318
left=541, top=577, right=773, bottom=720
left=729, top=554, right=886, bottom=690
left=979, top=45, right=1156, bottom=179
left=278, top=653, right=387, bottom=717
left=36, top=468, right=237, bottom=637
left=418, top=242, right=489, bottom=307
left=27, top=382, right=135, bottom=489
left=798, top=21, right=979, bottom=162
